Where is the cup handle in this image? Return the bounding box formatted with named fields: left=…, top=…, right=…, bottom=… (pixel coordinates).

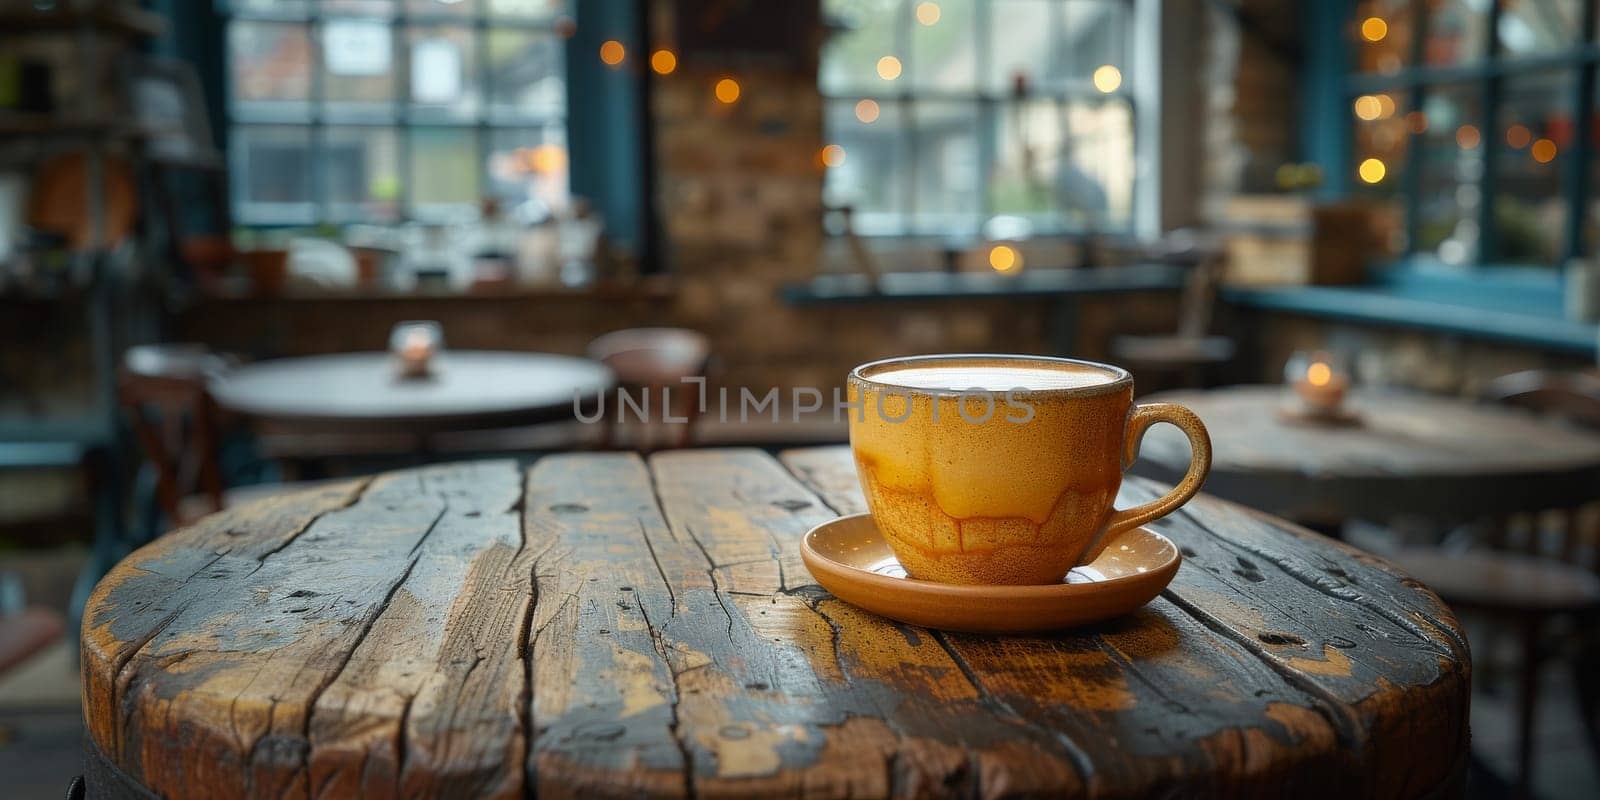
left=1075, top=403, right=1211, bottom=564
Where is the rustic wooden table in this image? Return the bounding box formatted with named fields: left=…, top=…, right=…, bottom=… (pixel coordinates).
left=82, top=447, right=1470, bottom=799
left=1138, top=385, right=1600, bottom=524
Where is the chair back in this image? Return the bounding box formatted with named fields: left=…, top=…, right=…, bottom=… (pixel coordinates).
left=586, top=328, right=712, bottom=450
left=1478, top=370, right=1600, bottom=572
left=119, top=344, right=231, bottom=525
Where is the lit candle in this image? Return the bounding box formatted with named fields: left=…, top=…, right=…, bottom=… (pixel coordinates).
left=395, top=327, right=437, bottom=378
left=1294, top=360, right=1348, bottom=412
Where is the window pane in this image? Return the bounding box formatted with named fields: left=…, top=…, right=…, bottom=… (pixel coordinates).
left=1351, top=89, right=1411, bottom=249
left=487, top=127, right=569, bottom=216
left=1352, top=0, right=1415, bottom=74
left=324, top=0, right=395, bottom=15
left=325, top=127, right=401, bottom=221
left=232, top=125, right=314, bottom=223
left=409, top=128, right=482, bottom=215
left=820, top=0, right=901, bottom=95
left=1498, top=0, right=1584, bottom=58
left=1057, top=1, right=1127, bottom=85
left=991, top=99, right=1133, bottom=230
left=321, top=20, right=396, bottom=116
left=229, top=21, right=312, bottom=114
left=408, top=0, right=476, bottom=17
left=910, top=102, right=980, bottom=230
left=910, top=0, right=976, bottom=91
left=1424, top=0, right=1488, bottom=67
left=989, top=1, right=1051, bottom=93
left=487, top=30, right=565, bottom=119
left=1415, top=83, right=1484, bottom=263
left=232, top=0, right=312, bottom=18
left=409, top=26, right=479, bottom=119
left=1491, top=70, right=1572, bottom=266
left=823, top=99, right=908, bottom=227
left=489, top=0, right=565, bottom=17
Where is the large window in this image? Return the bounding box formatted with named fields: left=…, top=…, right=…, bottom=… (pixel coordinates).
left=820, top=0, right=1136, bottom=237
left=1347, top=0, right=1596, bottom=268
left=225, top=0, right=570, bottom=225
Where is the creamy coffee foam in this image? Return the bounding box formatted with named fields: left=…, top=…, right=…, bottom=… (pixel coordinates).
left=865, top=362, right=1117, bottom=392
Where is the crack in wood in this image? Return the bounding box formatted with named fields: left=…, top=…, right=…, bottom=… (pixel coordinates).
left=1175, top=503, right=1467, bottom=660
left=1158, top=588, right=1367, bottom=752
left=930, top=630, right=1098, bottom=785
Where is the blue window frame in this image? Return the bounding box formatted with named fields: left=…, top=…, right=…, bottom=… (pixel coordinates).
left=1323, top=0, right=1598, bottom=271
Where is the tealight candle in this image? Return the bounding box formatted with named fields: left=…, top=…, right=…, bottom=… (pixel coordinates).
left=1294, top=360, right=1348, bottom=411
left=390, top=321, right=444, bottom=379
left=1284, top=350, right=1352, bottom=419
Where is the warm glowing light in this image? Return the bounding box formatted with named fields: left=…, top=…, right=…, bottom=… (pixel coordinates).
left=916, top=1, right=941, bottom=25
left=1455, top=124, right=1480, bottom=149
left=714, top=77, right=741, bottom=104
left=1375, top=93, right=1396, bottom=118
left=876, top=56, right=902, bottom=80
left=650, top=49, right=677, bottom=74
left=599, top=40, right=625, bottom=66
left=989, top=245, right=1022, bottom=273
left=525, top=144, right=567, bottom=174
left=1358, top=158, right=1387, bottom=184
left=1361, top=16, right=1388, bottom=42
left=820, top=144, right=846, bottom=168
left=854, top=99, right=880, bottom=123
left=1406, top=111, right=1428, bottom=133
left=1353, top=95, right=1382, bottom=121
left=1505, top=124, right=1531, bottom=148
left=1092, top=65, right=1122, bottom=93
left=1307, top=362, right=1333, bottom=387
left=1532, top=138, right=1557, bottom=163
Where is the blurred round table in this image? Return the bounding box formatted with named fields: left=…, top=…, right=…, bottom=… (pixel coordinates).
left=1137, top=385, right=1600, bottom=525
left=209, top=351, right=614, bottom=437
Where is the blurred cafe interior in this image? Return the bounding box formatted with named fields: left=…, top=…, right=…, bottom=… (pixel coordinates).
left=2, top=0, right=1600, bottom=797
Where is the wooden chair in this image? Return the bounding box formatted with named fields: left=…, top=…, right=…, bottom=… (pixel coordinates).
left=586, top=328, right=711, bottom=452
left=1111, top=233, right=1236, bottom=389
left=1390, top=370, right=1600, bottom=796
left=120, top=344, right=320, bottom=534
left=120, top=344, right=231, bottom=529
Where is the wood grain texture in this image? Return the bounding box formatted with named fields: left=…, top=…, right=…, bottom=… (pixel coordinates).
left=83, top=448, right=1472, bottom=799
left=1138, top=385, right=1600, bottom=521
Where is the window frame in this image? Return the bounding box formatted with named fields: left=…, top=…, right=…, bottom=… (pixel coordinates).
left=220, top=0, right=571, bottom=226
left=819, top=0, right=1143, bottom=239
left=1333, top=0, right=1598, bottom=272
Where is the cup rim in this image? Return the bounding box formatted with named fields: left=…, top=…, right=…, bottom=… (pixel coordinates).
left=849, top=353, right=1133, bottom=398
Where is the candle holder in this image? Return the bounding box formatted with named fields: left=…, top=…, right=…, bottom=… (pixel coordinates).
left=390, top=320, right=444, bottom=379
left=1281, top=350, right=1359, bottom=425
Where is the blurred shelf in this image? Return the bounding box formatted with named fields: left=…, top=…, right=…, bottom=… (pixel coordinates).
left=0, top=112, right=149, bottom=139
left=0, top=5, right=165, bottom=37
left=1224, top=284, right=1599, bottom=356
left=781, top=264, right=1187, bottom=305
left=193, top=278, right=677, bottom=304
left=0, top=416, right=111, bottom=470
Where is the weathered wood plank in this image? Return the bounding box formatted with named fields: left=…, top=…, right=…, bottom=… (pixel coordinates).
left=82, top=480, right=368, bottom=769
left=780, top=446, right=1471, bottom=798
left=91, top=464, right=495, bottom=798
left=306, top=460, right=529, bottom=799
left=523, top=453, right=688, bottom=799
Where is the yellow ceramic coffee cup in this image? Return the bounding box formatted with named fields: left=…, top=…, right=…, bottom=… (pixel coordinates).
left=847, top=354, right=1211, bottom=585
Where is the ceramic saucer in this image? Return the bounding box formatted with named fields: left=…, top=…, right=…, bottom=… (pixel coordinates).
left=800, top=513, right=1181, bottom=633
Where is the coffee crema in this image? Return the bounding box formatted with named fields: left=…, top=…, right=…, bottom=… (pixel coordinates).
left=862, top=361, right=1121, bottom=393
